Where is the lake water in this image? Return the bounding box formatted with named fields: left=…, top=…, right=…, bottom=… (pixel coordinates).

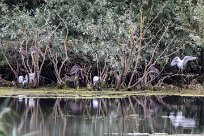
left=0, top=96, right=204, bottom=135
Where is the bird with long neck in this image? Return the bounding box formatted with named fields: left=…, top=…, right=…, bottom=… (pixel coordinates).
left=170, top=56, right=197, bottom=85
left=170, top=56, right=197, bottom=70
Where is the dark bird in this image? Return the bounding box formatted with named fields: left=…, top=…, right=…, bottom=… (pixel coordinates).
left=69, top=64, right=82, bottom=76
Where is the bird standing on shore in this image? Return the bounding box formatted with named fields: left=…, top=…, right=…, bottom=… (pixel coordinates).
left=170, top=56, right=197, bottom=70
left=18, top=76, right=24, bottom=84
left=93, top=76, right=101, bottom=90
left=18, top=73, right=35, bottom=87
left=93, top=76, right=100, bottom=85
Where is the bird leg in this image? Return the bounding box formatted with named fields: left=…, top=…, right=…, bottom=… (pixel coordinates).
left=181, top=69, right=184, bottom=85
left=75, top=75, right=79, bottom=91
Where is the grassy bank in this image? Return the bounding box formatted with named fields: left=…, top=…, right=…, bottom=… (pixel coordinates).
left=0, top=87, right=204, bottom=99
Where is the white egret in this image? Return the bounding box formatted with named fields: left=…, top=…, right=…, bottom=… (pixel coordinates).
left=18, top=76, right=24, bottom=84
left=93, top=76, right=101, bottom=90
left=18, top=73, right=35, bottom=87
left=93, top=76, right=100, bottom=85
left=28, top=73, right=35, bottom=83
left=18, top=75, right=27, bottom=87
left=170, top=56, right=197, bottom=70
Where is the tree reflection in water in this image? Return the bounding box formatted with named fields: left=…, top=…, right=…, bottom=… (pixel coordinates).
left=1, top=96, right=204, bottom=135
left=169, top=111, right=195, bottom=128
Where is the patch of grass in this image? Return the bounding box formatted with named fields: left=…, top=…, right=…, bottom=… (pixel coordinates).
left=0, top=87, right=203, bottom=99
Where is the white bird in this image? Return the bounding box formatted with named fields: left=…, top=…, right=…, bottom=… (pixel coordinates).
left=18, top=76, right=24, bottom=84
left=18, top=75, right=27, bottom=87
left=93, top=76, right=100, bottom=85
left=170, top=56, right=197, bottom=69
left=24, top=75, right=28, bottom=84
left=28, top=73, right=35, bottom=83
left=18, top=73, right=35, bottom=86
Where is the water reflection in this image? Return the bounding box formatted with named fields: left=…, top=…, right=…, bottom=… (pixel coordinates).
left=0, top=96, right=204, bottom=135
left=18, top=96, right=35, bottom=108
left=169, top=111, right=196, bottom=128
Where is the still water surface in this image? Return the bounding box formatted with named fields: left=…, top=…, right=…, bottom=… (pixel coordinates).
left=1, top=96, right=204, bottom=135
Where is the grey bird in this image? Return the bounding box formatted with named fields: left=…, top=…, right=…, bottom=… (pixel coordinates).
left=69, top=64, right=82, bottom=76
left=170, top=56, right=197, bottom=70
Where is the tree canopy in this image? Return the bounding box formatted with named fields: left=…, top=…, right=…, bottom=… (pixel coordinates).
left=0, top=0, right=203, bottom=89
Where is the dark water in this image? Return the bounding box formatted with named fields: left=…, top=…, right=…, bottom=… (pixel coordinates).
left=0, top=96, right=204, bottom=135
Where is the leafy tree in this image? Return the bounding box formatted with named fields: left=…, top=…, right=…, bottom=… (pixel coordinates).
left=0, top=0, right=202, bottom=88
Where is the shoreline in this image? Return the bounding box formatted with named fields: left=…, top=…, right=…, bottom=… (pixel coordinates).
left=0, top=87, right=204, bottom=99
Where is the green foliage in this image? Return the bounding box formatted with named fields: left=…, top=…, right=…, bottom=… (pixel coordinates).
left=175, top=0, right=203, bottom=46
left=0, top=107, right=37, bottom=136
left=0, top=108, right=11, bottom=136
left=0, top=0, right=203, bottom=87
left=193, top=3, right=204, bottom=43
